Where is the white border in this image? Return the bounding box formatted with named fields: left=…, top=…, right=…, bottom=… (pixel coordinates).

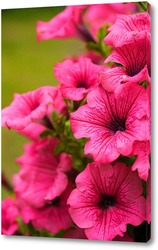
left=0, top=0, right=158, bottom=249
left=0, top=0, right=154, bottom=9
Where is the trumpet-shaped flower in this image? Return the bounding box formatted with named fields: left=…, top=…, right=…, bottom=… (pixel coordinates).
left=71, top=84, right=150, bottom=163
left=102, top=34, right=151, bottom=92
left=14, top=137, right=72, bottom=208
left=54, top=56, right=102, bottom=101
left=15, top=183, right=73, bottom=234
left=2, top=86, right=56, bottom=131
left=18, top=87, right=68, bottom=140
left=68, top=162, right=146, bottom=240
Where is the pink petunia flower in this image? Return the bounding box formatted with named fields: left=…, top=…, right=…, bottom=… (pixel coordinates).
left=18, top=87, right=68, bottom=140
left=101, top=33, right=151, bottom=93
left=54, top=56, right=102, bottom=101
left=2, top=86, right=56, bottom=131
left=37, top=6, right=94, bottom=43
left=70, top=84, right=150, bottom=163
left=84, top=3, right=137, bottom=38
left=2, top=197, right=19, bottom=235
left=104, top=13, right=151, bottom=48
left=14, top=137, right=72, bottom=208
left=68, top=162, right=146, bottom=240
left=15, top=183, right=73, bottom=235
left=130, top=141, right=150, bottom=181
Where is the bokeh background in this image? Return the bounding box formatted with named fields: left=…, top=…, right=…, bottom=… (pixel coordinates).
left=2, top=6, right=84, bottom=199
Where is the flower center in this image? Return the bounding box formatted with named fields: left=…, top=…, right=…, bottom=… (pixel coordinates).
left=77, top=81, right=87, bottom=89
left=127, top=64, right=151, bottom=78
left=106, top=116, right=126, bottom=134
left=98, top=194, right=116, bottom=210
left=49, top=197, right=60, bottom=207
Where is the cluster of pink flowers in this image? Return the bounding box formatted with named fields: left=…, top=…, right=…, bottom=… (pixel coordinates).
left=2, top=3, right=151, bottom=242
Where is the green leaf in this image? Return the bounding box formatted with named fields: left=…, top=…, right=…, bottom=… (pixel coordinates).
left=137, top=2, right=149, bottom=12
left=51, top=110, right=59, bottom=129
left=39, top=130, right=51, bottom=138
left=87, top=41, right=100, bottom=51
left=118, top=155, right=136, bottom=166
left=142, top=180, right=147, bottom=198
left=52, top=110, right=59, bottom=122
left=64, top=98, right=73, bottom=112
left=127, top=224, right=134, bottom=238
left=54, top=141, right=65, bottom=155
left=17, top=217, right=28, bottom=235
left=141, top=80, right=148, bottom=88
left=97, top=25, right=110, bottom=42
left=54, top=229, right=66, bottom=238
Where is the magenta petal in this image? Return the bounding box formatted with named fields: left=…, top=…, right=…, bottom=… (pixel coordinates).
left=100, top=67, right=127, bottom=92
left=115, top=131, right=134, bottom=155
left=105, top=34, right=151, bottom=79
left=105, top=12, right=151, bottom=47
left=68, top=190, right=94, bottom=228
left=2, top=86, right=56, bottom=130
left=18, top=123, right=45, bottom=140
left=101, top=65, right=150, bottom=93
left=61, top=87, right=87, bottom=101
left=44, top=172, right=68, bottom=201
left=84, top=208, right=126, bottom=240
left=84, top=136, right=119, bottom=163
left=120, top=66, right=151, bottom=85
left=36, top=6, right=85, bottom=41
left=131, top=141, right=150, bottom=181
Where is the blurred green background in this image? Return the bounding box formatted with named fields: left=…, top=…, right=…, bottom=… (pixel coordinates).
left=2, top=6, right=84, bottom=199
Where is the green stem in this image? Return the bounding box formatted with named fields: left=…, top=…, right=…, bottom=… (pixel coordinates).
left=2, top=172, right=13, bottom=192
left=138, top=2, right=148, bottom=12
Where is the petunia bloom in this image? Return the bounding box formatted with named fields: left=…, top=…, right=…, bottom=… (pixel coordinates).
left=2, top=197, right=19, bottom=235
left=68, top=162, right=146, bottom=240
left=2, top=86, right=56, bottom=131
left=70, top=84, right=150, bottom=163
left=15, top=183, right=73, bottom=235
left=54, top=56, right=102, bottom=101
left=17, top=87, right=68, bottom=140
left=101, top=34, right=151, bottom=93
left=37, top=6, right=94, bottom=43
left=101, top=12, right=151, bottom=93
left=104, top=13, right=151, bottom=48
left=14, top=137, right=72, bottom=208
